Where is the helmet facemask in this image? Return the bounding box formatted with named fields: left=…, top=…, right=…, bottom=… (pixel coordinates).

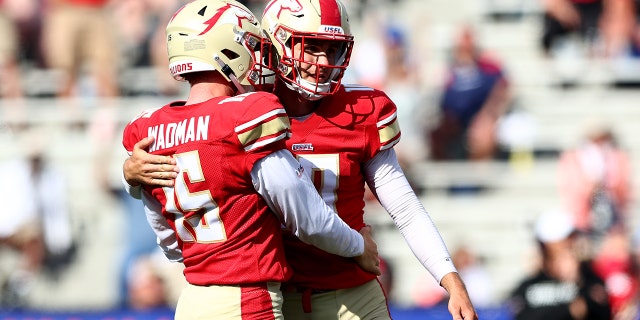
left=216, top=26, right=275, bottom=93
left=275, top=26, right=353, bottom=100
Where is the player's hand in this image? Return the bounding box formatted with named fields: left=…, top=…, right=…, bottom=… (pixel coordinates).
left=354, top=225, right=381, bottom=276
left=123, top=136, right=178, bottom=187
left=440, top=272, right=478, bottom=320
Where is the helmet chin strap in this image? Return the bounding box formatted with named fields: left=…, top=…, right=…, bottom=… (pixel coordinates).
left=284, top=66, right=330, bottom=101
left=282, top=79, right=322, bottom=101
left=214, top=55, right=247, bottom=94
left=298, top=77, right=330, bottom=101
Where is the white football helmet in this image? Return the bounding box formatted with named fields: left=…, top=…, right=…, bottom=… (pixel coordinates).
left=166, top=0, right=274, bottom=92
left=261, top=0, right=353, bottom=100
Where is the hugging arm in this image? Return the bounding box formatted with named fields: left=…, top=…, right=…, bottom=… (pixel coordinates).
left=122, top=136, right=178, bottom=199
left=122, top=144, right=380, bottom=275
left=252, top=150, right=381, bottom=275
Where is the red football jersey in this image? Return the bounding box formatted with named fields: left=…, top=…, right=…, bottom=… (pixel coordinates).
left=283, top=84, right=401, bottom=289
left=122, top=92, right=293, bottom=286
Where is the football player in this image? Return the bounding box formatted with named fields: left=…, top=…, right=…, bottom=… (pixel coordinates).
left=121, top=1, right=380, bottom=319
left=261, top=1, right=477, bottom=319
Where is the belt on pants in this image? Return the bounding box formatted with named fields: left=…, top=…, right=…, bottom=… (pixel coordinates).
left=282, top=284, right=336, bottom=313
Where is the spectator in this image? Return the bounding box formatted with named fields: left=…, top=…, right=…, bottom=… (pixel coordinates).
left=614, top=231, right=640, bottom=319
left=451, top=246, right=495, bottom=308
left=114, top=186, right=159, bottom=309
left=428, top=24, right=512, bottom=161
left=541, top=0, right=639, bottom=86
left=0, top=0, right=25, bottom=99
left=591, top=230, right=638, bottom=318
left=347, top=11, right=388, bottom=90
left=41, top=0, right=119, bottom=97
left=382, top=24, right=429, bottom=177
left=599, top=0, right=637, bottom=58
left=541, top=0, right=636, bottom=58
left=125, top=254, right=171, bottom=310
left=111, top=0, right=184, bottom=96
left=541, top=0, right=604, bottom=57
left=4, top=0, right=42, bottom=66
left=557, top=121, right=632, bottom=241
left=507, top=210, right=612, bottom=319
left=0, top=133, right=75, bottom=308
left=411, top=245, right=495, bottom=309
left=606, top=0, right=640, bottom=84
left=0, top=0, right=36, bottom=131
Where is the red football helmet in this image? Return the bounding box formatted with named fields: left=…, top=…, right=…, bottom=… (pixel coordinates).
left=261, top=0, right=353, bottom=100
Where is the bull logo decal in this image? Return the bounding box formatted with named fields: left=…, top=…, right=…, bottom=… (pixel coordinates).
left=264, top=0, right=303, bottom=18
left=200, top=3, right=256, bottom=35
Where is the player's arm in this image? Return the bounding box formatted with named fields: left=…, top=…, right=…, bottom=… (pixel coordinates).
left=122, top=135, right=182, bottom=261
left=140, top=191, right=183, bottom=263
left=252, top=149, right=380, bottom=275
left=363, top=148, right=477, bottom=319
left=122, top=137, right=179, bottom=199
left=121, top=143, right=380, bottom=274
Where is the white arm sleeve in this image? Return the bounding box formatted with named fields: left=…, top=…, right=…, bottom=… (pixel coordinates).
left=121, top=154, right=178, bottom=261
left=121, top=169, right=142, bottom=200
left=364, top=149, right=457, bottom=283
left=141, top=191, right=183, bottom=262
left=251, top=149, right=364, bottom=257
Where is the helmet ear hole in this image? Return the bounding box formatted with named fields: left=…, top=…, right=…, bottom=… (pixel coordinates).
left=221, top=49, right=240, bottom=60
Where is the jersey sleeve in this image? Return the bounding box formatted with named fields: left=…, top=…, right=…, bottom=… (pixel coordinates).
left=121, top=107, right=162, bottom=198
left=122, top=121, right=142, bottom=155
left=122, top=107, right=162, bottom=154
left=233, top=92, right=291, bottom=166
left=376, top=94, right=401, bottom=151
left=365, top=91, right=401, bottom=160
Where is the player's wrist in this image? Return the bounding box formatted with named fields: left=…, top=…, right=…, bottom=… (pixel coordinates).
left=439, top=272, right=466, bottom=293
left=122, top=158, right=142, bottom=187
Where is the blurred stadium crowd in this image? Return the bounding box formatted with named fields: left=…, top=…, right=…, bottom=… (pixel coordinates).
left=2, top=0, right=640, bottom=319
